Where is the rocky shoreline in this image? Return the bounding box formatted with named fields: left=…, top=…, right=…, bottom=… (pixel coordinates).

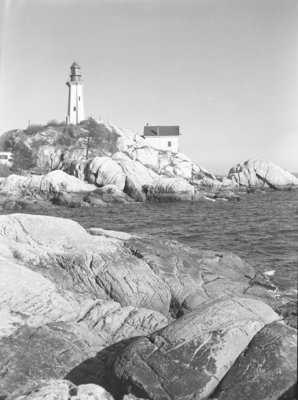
left=0, top=213, right=296, bottom=400
left=0, top=121, right=298, bottom=211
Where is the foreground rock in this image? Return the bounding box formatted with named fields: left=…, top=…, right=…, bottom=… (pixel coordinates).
left=12, top=380, right=114, bottom=400
left=0, top=214, right=296, bottom=398
left=228, top=158, right=298, bottom=190
left=112, top=296, right=280, bottom=400
left=213, top=321, right=297, bottom=400
left=124, top=236, right=276, bottom=313
left=0, top=215, right=170, bottom=396
left=0, top=214, right=171, bottom=316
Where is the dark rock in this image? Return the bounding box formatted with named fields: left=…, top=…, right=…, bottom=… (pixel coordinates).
left=124, top=176, right=147, bottom=202
left=0, top=323, right=94, bottom=397
left=84, top=185, right=134, bottom=205
left=2, top=200, right=22, bottom=210
left=213, top=321, right=297, bottom=400
left=51, top=191, right=74, bottom=206
left=214, top=190, right=240, bottom=201
left=273, top=299, right=297, bottom=329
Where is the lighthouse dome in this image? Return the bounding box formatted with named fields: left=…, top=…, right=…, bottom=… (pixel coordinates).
left=71, top=61, right=81, bottom=69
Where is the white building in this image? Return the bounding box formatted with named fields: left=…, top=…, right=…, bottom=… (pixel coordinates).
left=0, top=152, right=14, bottom=167
left=66, top=61, right=85, bottom=124
left=143, top=125, right=180, bottom=152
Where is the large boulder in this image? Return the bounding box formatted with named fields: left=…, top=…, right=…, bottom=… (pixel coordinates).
left=112, top=153, right=159, bottom=201
left=131, top=146, right=159, bottom=172
left=124, top=236, right=276, bottom=314
left=85, top=157, right=126, bottom=190
left=227, top=159, right=298, bottom=190
left=145, top=177, right=195, bottom=201
left=0, top=306, right=168, bottom=396
left=0, top=170, right=97, bottom=197
left=214, top=321, right=297, bottom=400
left=13, top=380, right=115, bottom=400
left=0, top=214, right=171, bottom=315
left=112, top=296, right=280, bottom=400
left=0, top=255, right=76, bottom=338
left=84, top=185, right=134, bottom=205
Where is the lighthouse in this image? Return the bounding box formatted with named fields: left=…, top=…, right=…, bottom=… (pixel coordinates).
left=66, top=61, right=85, bottom=124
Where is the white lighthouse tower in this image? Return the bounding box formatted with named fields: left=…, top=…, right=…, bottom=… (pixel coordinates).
left=66, top=61, right=85, bottom=124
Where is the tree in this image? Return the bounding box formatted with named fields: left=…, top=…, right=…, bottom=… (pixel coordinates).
left=12, top=141, right=35, bottom=171
left=84, top=117, right=102, bottom=160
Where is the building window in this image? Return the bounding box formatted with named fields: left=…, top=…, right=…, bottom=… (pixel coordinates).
left=168, top=141, right=171, bottom=147
left=73, top=107, right=76, bottom=111
left=79, top=96, right=81, bottom=101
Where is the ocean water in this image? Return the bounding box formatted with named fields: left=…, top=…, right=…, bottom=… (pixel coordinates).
left=1, top=190, right=297, bottom=294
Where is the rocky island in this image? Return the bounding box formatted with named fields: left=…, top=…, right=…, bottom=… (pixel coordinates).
left=0, top=119, right=297, bottom=210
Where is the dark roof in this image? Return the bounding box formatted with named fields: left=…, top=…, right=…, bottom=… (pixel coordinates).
left=143, top=126, right=180, bottom=137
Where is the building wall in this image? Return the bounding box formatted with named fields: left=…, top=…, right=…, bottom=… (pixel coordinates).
left=0, top=152, right=14, bottom=166
left=67, top=82, right=85, bottom=124
left=144, top=136, right=179, bottom=152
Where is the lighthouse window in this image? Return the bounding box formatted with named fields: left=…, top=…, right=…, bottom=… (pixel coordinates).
left=79, top=97, right=81, bottom=101
left=168, top=141, right=171, bottom=147
left=73, top=107, right=76, bottom=111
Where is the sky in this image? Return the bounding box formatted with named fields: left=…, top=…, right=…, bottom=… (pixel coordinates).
left=0, top=0, right=297, bottom=174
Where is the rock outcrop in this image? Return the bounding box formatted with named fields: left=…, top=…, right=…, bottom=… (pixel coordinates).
left=0, top=170, right=96, bottom=197
left=0, top=121, right=224, bottom=203
left=227, top=159, right=298, bottom=190
left=213, top=321, right=297, bottom=400
left=1, top=123, right=297, bottom=205
left=0, top=213, right=296, bottom=398
left=112, top=297, right=281, bottom=400
left=145, top=177, right=195, bottom=202
left=84, top=185, right=134, bottom=205
left=13, top=380, right=114, bottom=400
left=84, top=157, right=126, bottom=191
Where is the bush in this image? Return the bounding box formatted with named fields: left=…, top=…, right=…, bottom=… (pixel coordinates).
left=1, top=136, right=14, bottom=151
left=55, top=135, right=75, bottom=146
left=31, top=138, right=49, bottom=149
left=25, top=124, right=44, bottom=135
left=12, top=142, right=35, bottom=171
left=46, top=119, right=66, bottom=127
left=63, top=125, right=77, bottom=138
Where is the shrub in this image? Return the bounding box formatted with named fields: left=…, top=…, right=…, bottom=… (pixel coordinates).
left=63, top=125, right=77, bottom=138
left=46, top=119, right=66, bottom=127
left=55, top=135, right=75, bottom=146
left=25, top=124, right=44, bottom=136
left=11, top=142, right=35, bottom=171
left=31, top=138, right=49, bottom=149
left=2, top=136, right=14, bottom=151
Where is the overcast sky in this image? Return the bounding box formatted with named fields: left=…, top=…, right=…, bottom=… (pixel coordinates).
left=0, top=0, right=297, bottom=174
